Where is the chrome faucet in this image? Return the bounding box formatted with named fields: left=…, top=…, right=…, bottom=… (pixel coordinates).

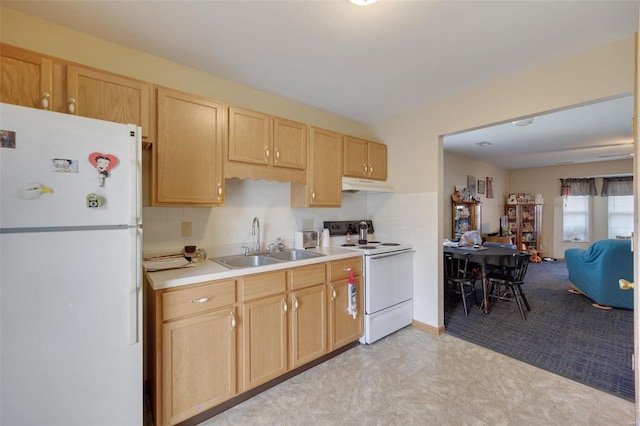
left=251, top=217, right=260, bottom=253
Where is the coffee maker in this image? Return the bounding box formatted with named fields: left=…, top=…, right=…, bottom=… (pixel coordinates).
left=358, top=220, right=368, bottom=244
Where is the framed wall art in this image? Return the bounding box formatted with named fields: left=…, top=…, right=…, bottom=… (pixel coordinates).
left=486, top=177, right=494, bottom=198
left=477, top=179, right=485, bottom=194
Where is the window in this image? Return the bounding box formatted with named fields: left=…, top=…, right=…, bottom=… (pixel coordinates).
left=563, top=196, right=589, bottom=242
left=608, top=195, right=634, bottom=239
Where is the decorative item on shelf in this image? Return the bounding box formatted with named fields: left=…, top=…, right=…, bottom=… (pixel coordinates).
left=507, top=193, right=517, bottom=204
left=516, top=192, right=535, bottom=204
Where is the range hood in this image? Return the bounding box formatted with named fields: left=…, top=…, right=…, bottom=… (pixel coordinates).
left=342, top=176, right=394, bottom=193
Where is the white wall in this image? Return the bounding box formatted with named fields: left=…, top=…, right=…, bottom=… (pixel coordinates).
left=143, top=178, right=370, bottom=257
left=443, top=151, right=510, bottom=237
left=370, top=36, right=634, bottom=329
left=509, top=159, right=633, bottom=258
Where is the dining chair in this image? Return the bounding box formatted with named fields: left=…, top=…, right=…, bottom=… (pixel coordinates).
left=487, top=252, right=532, bottom=319
left=444, top=252, right=479, bottom=316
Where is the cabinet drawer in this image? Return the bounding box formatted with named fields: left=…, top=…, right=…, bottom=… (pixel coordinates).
left=240, top=271, right=286, bottom=301
left=328, top=257, right=363, bottom=282
left=288, top=263, right=326, bottom=291
left=163, top=279, right=235, bottom=321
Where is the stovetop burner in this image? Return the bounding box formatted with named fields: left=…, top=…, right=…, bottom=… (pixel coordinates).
left=358, top=246, right=378, bottom=250
left=381, top=243, right=400, bottom=246
left=341, top=243, right=356, bottom=247
left=368, top=240, right=381, bottom=244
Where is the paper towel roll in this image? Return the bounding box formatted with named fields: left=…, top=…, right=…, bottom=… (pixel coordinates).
left=322, top=228, right=330, bottom=247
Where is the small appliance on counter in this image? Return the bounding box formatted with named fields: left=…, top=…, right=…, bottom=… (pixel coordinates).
left=294, top=230, right=319, bottom=249
left=358, top=220, right=369, bottom=244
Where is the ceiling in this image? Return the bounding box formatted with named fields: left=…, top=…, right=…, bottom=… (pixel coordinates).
left=444, top=95, right=635, bottom=169
left=4, top=1, right=638, bottom=169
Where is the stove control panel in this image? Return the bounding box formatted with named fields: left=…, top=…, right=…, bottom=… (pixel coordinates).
left=323, top=220, right=374, bottom=236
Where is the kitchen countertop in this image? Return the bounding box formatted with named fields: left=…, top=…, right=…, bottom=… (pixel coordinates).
left=145, top=246, right=363, bottom=290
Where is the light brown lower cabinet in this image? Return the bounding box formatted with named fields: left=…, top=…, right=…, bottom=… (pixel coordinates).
left=161, top=308, right=236, bottom=425
left=147, top=259, right=362, bottom=426
left=327, top=257, right=364, bottom=350
left=240, top=293, right=288, bottom=391
left=289, top=264, right=328, bottom=368
left=148, top=278, right=237, bottom=426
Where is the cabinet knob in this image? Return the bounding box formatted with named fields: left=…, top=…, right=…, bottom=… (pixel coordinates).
left=331, top=286, right=336, bottom=300
left=265, top=146, right=270, bottom=160
left=217, top=183, right=222, bottom=200
left=41, top=92, right=50, bottom=110
left=68, top=97, right=76, bottom=114
left=275, top=148, right=280, bottom=161
left=293, top=295, right=299, bottom=311
left=282, top=299, right=288, bottom=314
left=311, top=190, right=316, bottom=200
left=189, top=296, right=212, bottom=304
left=363, top=164, right=368, bottom=175
left=230, top=310, right=236, bottom=329
left=368, top=164, right=373, bottom=176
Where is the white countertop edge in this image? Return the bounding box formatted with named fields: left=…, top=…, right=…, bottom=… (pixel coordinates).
left=145, top=247, right=363, bottom=290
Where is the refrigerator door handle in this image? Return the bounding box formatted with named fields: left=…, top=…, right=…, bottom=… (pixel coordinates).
left=129, top=226, right=143, bottom=345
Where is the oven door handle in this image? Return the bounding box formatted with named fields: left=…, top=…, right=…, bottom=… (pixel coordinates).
left=369, top=250, right=415, bottom=260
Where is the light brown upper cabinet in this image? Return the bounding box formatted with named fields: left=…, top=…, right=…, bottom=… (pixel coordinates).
left=152, top=87, right=225, bottom=206
left=343, top=136, right=387, bottom=181
left=226, top=106, right=307, bottom=183
left=0, top=44, right=153, bottom=144
left=291, top=127, right=343, bottom=208
left=1, top=43, right=64, bottom=112
left=67, top=65, right=152, bottom=141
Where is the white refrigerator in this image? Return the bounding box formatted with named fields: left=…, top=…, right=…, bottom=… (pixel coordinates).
left=0, top=103, right=143, bottom=425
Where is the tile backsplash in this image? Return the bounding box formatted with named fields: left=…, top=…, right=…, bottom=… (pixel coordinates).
left=142, top=178, right=369, bottom=257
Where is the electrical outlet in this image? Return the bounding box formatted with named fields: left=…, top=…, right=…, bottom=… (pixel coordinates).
left=302, top=219, right=314, bottom=230
left=181, top=221, right=192, bottom=237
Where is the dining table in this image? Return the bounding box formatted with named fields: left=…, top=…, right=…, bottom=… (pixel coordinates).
left=443, top=245, right=518, bottom=314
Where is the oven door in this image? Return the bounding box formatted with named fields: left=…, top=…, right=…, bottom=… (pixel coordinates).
left=365, top=250, right=414, bottom=314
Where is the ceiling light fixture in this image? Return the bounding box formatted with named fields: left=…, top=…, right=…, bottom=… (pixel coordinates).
left=512, top=118, right=535, bottom=127
left=349, top=0, right=378, bottom=5
left=477, top=141, right=492, bottom=147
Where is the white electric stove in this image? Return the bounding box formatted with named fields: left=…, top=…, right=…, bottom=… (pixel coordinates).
left=324, top=221, right=414, bottom=344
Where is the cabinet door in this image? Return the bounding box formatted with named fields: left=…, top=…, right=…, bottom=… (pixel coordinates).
left=0, top=44, right=54, bottom=110
left=228, top=106, right=271, bottom=165
left=67, top=65, right=151, bottom=139
left=306, top=127, right=342, bottom=207
left=343, top=136, right=368, bottom=178
left=520, top=204, right=542, bottom=252
left=241, top=294, right=288, bottom=391
left=328, top=275, right=363, bottom=351
left=367, top=141, right=387, bottom=181
left=162, top=308, right=236, bottom=425
left=154, top=87, right=224, bottom=205
left=290, top=284, right=327, bottom=368
left=273, top=117, right=306, bottom=170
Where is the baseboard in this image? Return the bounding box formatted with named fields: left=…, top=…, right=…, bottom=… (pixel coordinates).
left=412, top=320, right=445, bottom=335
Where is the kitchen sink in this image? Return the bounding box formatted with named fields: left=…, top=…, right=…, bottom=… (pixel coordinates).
left=266, top=249, right=325, bottom=261
left=211, top=249, right=325, bottom=269
left=211, top=254, right=280, bottom=269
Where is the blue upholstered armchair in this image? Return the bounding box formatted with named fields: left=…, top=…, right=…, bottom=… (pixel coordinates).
left=564, top=239, right=634, bottom=309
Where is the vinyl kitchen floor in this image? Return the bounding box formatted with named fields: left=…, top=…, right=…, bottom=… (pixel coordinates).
left=196, top=326, right=635, bottom=426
